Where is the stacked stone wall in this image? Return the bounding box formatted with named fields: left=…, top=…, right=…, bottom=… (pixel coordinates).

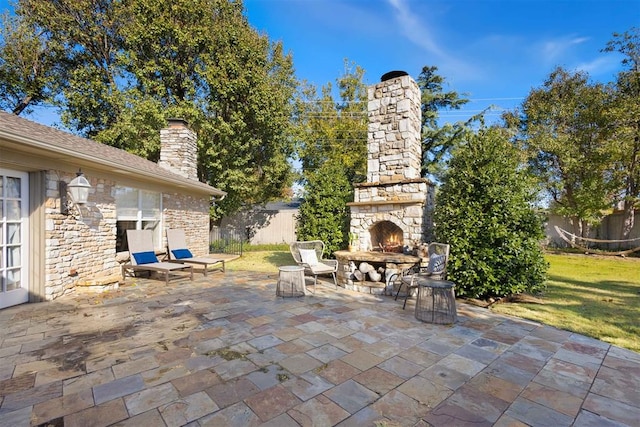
left=45, top=171, right=119, bottom=300
left=367, top=75, right=422, bottom=184
left=350, top=183, right=435, bottom=251
left=354, top=179, right=428, bottom=203
left=350, top=73, right=434, bottom=251
left=159, top=122, right=198, bottom=180
left=44, top=170, right=211, bottom=300
left=162, top=193, right=210, bottom=256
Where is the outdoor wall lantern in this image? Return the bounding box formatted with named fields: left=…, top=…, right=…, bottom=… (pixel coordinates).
left=60, top=169, right=92, bottom=215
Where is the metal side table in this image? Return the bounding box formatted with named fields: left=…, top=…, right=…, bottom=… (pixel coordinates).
left=276, top=265, right=306, bottom=297
left=414, top=278, right=457, bottom=324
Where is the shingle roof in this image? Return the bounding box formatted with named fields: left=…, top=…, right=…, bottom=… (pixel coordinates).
left=0, top=111, right=225, bottom=197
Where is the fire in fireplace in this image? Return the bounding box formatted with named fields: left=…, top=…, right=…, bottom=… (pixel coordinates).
left=370, top=221, right=404, bottom=253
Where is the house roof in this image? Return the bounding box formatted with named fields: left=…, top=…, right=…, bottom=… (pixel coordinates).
left=0, top=111, right=226, bottom=197
left=263, top=199, right=302, bottom=211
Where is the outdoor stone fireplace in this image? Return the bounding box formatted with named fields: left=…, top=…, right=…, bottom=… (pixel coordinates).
left=349, top=71, right=435, bottom=252
left=335, top=71, right=435, bottom=293
left=370, top=220, right=403, bottom=253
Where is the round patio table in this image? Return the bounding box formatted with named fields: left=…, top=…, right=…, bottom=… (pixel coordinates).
left=414, top=278, right=457, bottom=324
left=276, top=265, right=306, bottom=297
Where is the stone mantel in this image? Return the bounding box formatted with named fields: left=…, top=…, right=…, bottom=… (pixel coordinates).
left=347, top=199, right=425, bottom=207
left=353, top=178, right=431, bottom=188
left=334, top=250, right=420, bottom=264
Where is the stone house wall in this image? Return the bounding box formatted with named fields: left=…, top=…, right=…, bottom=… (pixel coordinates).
left=45, top=170, right=119, bottom=300
left=162, top=192, right=210, bottom=255
left=43, top=170, right=210, bottom=301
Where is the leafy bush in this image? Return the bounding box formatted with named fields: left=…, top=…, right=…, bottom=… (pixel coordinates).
left=434, top=127, right=548, bottom=299
left=296, top=160, right=352, bottom=255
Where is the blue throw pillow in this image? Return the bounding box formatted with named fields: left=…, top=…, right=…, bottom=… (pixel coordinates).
left=172, top=248, right=193, bottom=259
left=133, top=251, right=158, bottom=264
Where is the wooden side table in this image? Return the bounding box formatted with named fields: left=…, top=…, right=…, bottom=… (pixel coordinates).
left=276, top=265, right=306, bottom=297
left=414, top=278, right=457, bottom=324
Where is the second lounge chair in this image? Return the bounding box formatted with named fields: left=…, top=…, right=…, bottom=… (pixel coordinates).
left=167, top=229, right=225, bottom=276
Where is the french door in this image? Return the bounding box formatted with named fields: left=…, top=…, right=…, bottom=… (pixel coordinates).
left=0, top=169, right=29, bottom=309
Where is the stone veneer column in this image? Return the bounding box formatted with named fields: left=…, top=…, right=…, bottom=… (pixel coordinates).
left=367, top=73, right=422, bottom=184
left=159, top=118, right=198, bottom=180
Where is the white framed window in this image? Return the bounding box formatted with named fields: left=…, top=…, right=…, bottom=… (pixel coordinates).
left=115, top=187, right=162, bottom=252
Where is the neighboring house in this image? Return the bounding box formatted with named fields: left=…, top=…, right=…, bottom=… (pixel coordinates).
left=220, top=199, right=300, bottom=245
left=0, top=112, right=225, bottom=309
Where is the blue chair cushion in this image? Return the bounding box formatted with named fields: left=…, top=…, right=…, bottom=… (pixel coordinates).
left=172, top=248, right=193, bottom=259
left=427, top=254, right=446, bottom=273
left=133, top=251, right=158, bottom=264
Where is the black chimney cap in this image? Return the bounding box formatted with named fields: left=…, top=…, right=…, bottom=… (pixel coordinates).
left=380, top=70, right=408, bottom=82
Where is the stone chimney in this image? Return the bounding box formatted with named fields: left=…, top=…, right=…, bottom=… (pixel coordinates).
left=159, top=118, right=198, bottom=180
left=349, top=71, right=434, bottom=252
left=367, top=71, right=422, bottom=184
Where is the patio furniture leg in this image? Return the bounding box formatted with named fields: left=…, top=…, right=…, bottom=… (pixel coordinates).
left=394, top=282, right=405, bottom=301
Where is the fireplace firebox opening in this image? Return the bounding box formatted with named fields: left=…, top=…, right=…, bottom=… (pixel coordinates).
left=370, top=221, right=404, bottom=253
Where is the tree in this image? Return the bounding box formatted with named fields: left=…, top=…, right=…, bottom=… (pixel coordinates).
left=434, top=127, right=548, bottom=299
left=603, top=27, right=640, bottom=239
left=516, top=67, right=618, bottom=237
left=417, top=65, right=469, bottom=177
left=0, top=11, right=59, bottom=115
left=6, top=0, right=298, bottom=220
left=295, top=60, right=368, bottom=184
left=296, top=160, right=352, bottom=255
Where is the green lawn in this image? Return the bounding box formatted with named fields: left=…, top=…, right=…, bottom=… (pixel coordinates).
left=225, top=249, right=295, bottom=273
left=491, top=253, right=640, bottom=352
left=226, top=250, right=640, bottom=352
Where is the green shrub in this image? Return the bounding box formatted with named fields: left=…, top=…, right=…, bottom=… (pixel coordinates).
left=434, top=127, right=548, bottom=299
left=296, top=160, right=352, bottom=255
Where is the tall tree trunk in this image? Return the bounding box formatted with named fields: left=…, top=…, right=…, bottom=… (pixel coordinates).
left=621, top=200, right=636, bottom=240
left=570, top=216, right=582, bottom=240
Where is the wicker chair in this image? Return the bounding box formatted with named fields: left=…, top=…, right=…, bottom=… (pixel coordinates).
left=289, top=240, right=338, bottom=290
left=389, top=242, right=450, bottom=309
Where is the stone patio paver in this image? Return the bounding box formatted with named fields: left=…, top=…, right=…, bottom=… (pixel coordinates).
left=288, top=394, right=350, bottom=426
left=0, top=271, right=638, bottom=426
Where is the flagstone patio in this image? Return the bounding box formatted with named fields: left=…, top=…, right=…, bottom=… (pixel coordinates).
left=0, top=270, right=638, bottom=426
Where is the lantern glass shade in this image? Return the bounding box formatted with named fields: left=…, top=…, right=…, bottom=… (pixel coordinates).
left=68, top=172, right=91, bottom=204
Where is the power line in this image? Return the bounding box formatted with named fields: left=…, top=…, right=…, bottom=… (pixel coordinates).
left=467, top=97, right=524, bottom=101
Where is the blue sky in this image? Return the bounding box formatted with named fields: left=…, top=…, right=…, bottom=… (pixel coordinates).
left=1, top=0, right=638, bottom=126
left=244, top=0, right=639, bottom=123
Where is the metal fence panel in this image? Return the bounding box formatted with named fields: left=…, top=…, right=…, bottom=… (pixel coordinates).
left=209, top=226, right=244, bottom=255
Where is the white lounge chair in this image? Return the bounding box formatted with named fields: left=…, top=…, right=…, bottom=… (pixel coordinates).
left=122, top=229, right=193, bottom=285
left=166, top=229, right=225, bottom=275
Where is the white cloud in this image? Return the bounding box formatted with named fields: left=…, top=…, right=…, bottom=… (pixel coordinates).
left=575, top=55, right=621, bottom=77
left=538, top=35, right=590, bottom=64
left=385, top=0, right=476, bottom=80
left=386, top=0, right=444, bottom=57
